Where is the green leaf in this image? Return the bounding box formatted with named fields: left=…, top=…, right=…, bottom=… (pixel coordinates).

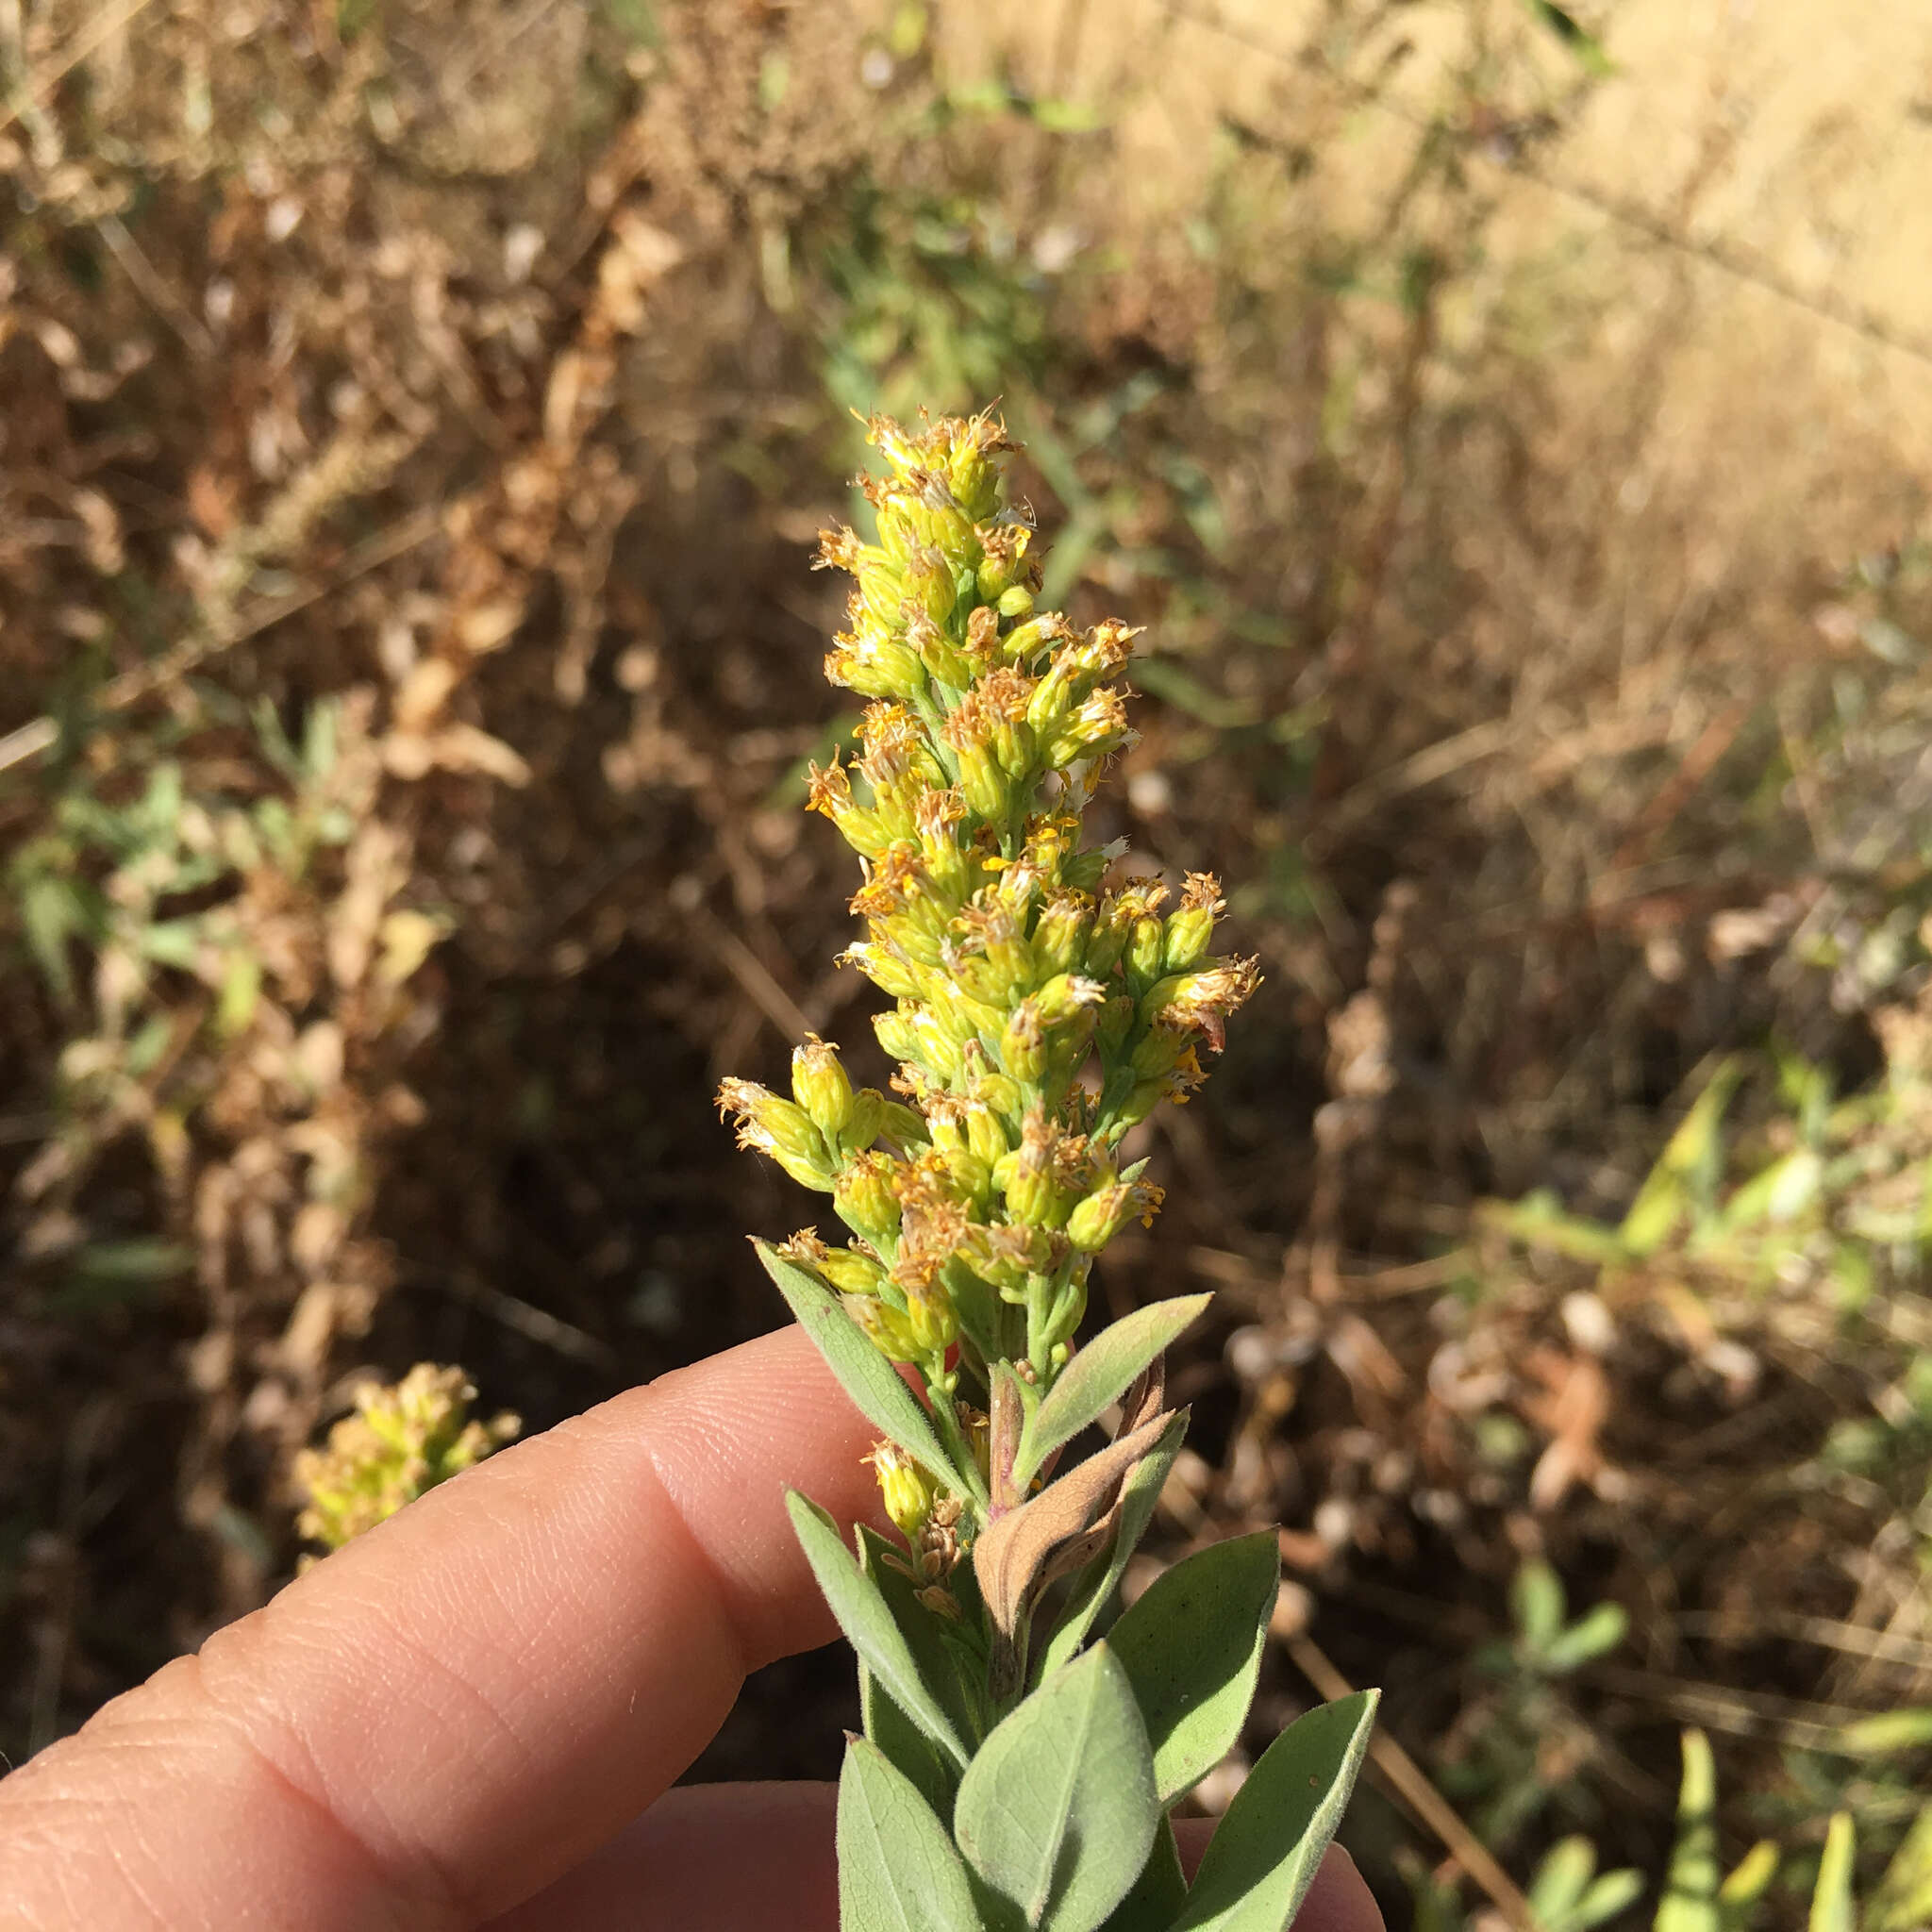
left=860, top=1657, right=954, bottom=1820
left=1834, top=1707, right=1932, bottom=1756
left=1018, top=1295, right=1209, bottom=1487
left=757, top=1240, right=976, bottom=1501
left=1868, top=1801, right=1932, bottom=1932
left=21, top=873, right=88, bottom=995
left=1101, top=1818, right=1189, bottom=1932
left=1170, top=1690, right=1379, bottom=1932
left=1036, top=1414, right=1188, bottom=1686
left=1510, top=1560, right=1566, bottom=1650
left=858, top=1525, right=985, bottom=1757
left=1571, top=1869, right=1645, bottom=1930
left=1717, top=1841, right=1777, bottom=1928
left=785, top=1492, right=968, bottom=1771
left=1654, top=1729, right=1720, bottom=1932
left=1109, top=1531, right=1278, bottom=1804
left=837, top=1735, right=982, bottom=1932
left=1529, top=1837, right=1597, bottom=1924
left=954, top=1643, right=1158, bottom=1932
left=1808, top=1814, right=1855, bottom=1932
left=1523, top=0, right=1614, bottom=75
left=1540, top=1602, right=1628, bottom=1674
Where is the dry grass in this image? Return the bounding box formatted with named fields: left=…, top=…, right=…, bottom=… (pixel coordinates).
left=2, top=0, right=1928, bottom=1921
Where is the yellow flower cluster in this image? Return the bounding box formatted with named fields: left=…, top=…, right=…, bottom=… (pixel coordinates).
left=718, top=410, right=1257, bottom=1391
left=293, top=1363, right=519, bottom=1560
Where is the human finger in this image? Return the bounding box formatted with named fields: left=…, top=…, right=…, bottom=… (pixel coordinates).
left=0, top=1324, right=884, bottom=1931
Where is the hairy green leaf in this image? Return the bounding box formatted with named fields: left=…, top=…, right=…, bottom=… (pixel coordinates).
left=954, top=1643, right=1158, bottom=1932
left=1100, top=1817, right=1189, bottom=1932
left=1170, top=1690, right=1378, bottom=1932
left=787, top=1491, right=968, bottom=1770
left=1018, top=1295, right=1211, bottom=1486
left=758, top=1241, right=973, bottom=1498
left=1109, top=1531, right=1278, bottom=1804
left=859, top=1657, right=955, bottom=1822
left=838, top=1735, right=982, bottom=1932
left=859, top=1525, right=985, bottom=1756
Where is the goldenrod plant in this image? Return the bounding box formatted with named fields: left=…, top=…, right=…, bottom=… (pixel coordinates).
left=293, top=1364, right=519, bottom=1561
left=720, top=410, right=1376, bottom=1932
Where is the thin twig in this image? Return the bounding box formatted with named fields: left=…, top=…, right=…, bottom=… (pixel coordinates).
left=424, top=1267, right=618, bottom=1372
left=1285, top=1633, right=1534, bottom=1930
left=93, top=212, right=214, bottom=360
left=1674, top=1609, right=1932, bottom=1674
left=0, top=0, right=165, bottom=137
left=693, top=907, right=819, bottom=1046
left=0, top=508, right=441, bottom=775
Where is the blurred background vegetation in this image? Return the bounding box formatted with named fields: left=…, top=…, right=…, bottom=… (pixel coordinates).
left=3, top=0, right=1930, bottom=1924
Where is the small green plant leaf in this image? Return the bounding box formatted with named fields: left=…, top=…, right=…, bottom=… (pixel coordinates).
left=1867, top=1801, right=1932, bottom=1932
left=1035, top=1413, right=1188, bottom=1685
left=1510, top=1559, right=1567, bottom=1651
left=1169, top=1690, right=1379, bottom=1932
left=1834, top=1706, right=1932, bottom=1756
left=1808, top=1814, right=1855, bottom=1932
left=1655, top=1728, right=1720, bottom=1932
left=954, top=1643, right=1158, bottom=1932
left=1572, top=1869, right=1646, bottom=1930
left=1717, top=1840, right=1778, bottom=1926
left=1522, top=0, right=1614, bottom=75
left=1099, top=1818, right=1189, bottom=1932
left=786, top=1491, right=968, bottom=1770
left=1108, top=1530, right=1278, bottom=1804
left=837, top=1735, right=982, bottom=1932
left=1540, top=1602, right=1628, bottom=1674
left=758, top=1240, right=975, bottom=1500
left=1018, top=1294, right=1210, bottom=1487
left=1530, top=1837, right=1598, bottom=1924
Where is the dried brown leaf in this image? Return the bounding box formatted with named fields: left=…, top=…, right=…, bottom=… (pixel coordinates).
left=973, top=1409, right=1177, bottom=1641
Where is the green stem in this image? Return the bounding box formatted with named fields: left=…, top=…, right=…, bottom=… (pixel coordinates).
left=927, top=1380, right=990, bottom=1514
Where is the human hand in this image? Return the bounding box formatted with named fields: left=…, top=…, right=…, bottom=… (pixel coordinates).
left=0, top=1327, right=1386, bottom=1931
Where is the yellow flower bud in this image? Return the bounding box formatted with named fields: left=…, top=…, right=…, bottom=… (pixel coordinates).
left=1066, top=1175, right=1165, bottom=1252
left=1137, top=958, right=1263, bottom=1052
left=791, top=1036, right=856, bottom=1141
left=1034, top=972, right=1107, bottom=1025
left=717, top=1079, right=837, bottom=1191
left=841, top=941, right=925, bottom=1001
left=999, top=998, right=1048, bottom=1083
left=1033, top=891, right=1091, bottom=975
left=1043, top=686, right=1132, bottom=767
left=1126, top=915, right=1167, bottom=994
left=867, top=1442, right=938, bottom=1543
left=819, top=1241, right=891, bottom=1298
left=874, top=1006, right=921, bottom=1066
left=1162, top=872, right=1224, bottom=973
left=806, top=759, right=888, bottom=858
left=835, top=1150, right=904, bottom=1245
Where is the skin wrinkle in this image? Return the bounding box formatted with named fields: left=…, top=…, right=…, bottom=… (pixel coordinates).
left=0, top=1673, right=417, bottom=1932
left=193, top=1607, right=518, bottom=1927
left=182, top=1667, right=447, bottom=1932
